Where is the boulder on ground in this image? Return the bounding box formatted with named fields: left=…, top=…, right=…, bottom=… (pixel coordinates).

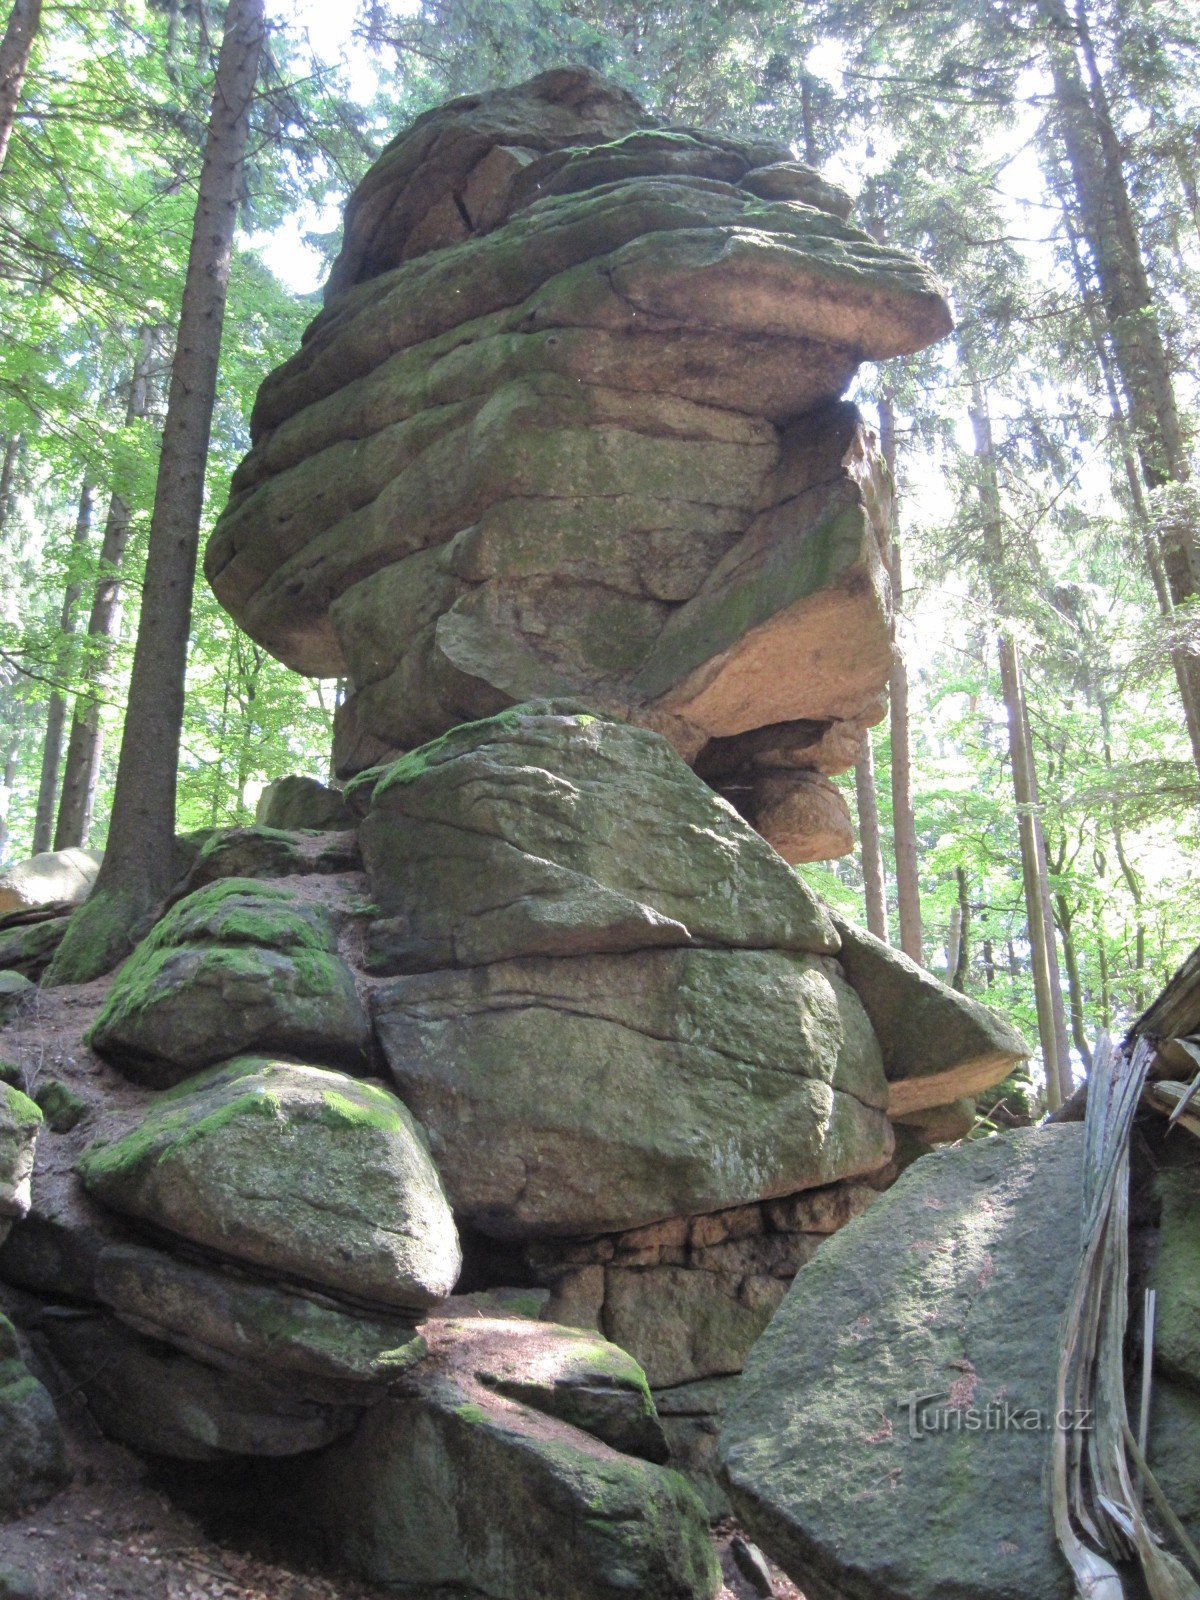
left=719, top=1126, right=1082, bottom=1600
left=87, top=879, right=371, bottom=1086
left=256, top=774, right=365, bottom=832
left=0, top=972, right=35, bottom=1026
left=0, top=1312, right=68, bottom=1517
left=0, top=848, right=101, bottom=919
left=78, top=1057, right=461, bottom=1312
left=831, top=913, right=1029, bottom=1114
left=277, top=1314, right=721, bottom=1600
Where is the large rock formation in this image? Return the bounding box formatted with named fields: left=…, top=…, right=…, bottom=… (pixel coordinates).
left=205, top=67, right=952, bottom=863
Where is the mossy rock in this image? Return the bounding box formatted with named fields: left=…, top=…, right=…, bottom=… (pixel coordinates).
left=179, top=824, right=361, bottom=893
left=0, top=1084, right=42, bottom=1223
left=0, top=971, right=35, bottom=1025
left=33, top=1080, right=87, bottom=1134
left=1151, top=1168, right=1200, bottom=1392
left=77, top=1056, right=461, bottom=1312
left=0, top=916, right=68, bottom=982
left=0, top=1313, right=68, bottom=1517
left=88, top=880, right=371, bottom=1087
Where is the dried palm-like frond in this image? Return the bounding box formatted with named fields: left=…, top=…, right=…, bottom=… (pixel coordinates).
left=1052, top=1036, right=1200, bottom=1600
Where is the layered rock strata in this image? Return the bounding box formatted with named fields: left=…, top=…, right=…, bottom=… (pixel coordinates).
left=205, top=68, right=952, bottom=862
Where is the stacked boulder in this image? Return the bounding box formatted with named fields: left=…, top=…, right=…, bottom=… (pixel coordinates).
left=205, top=66, right=952, bottom=865
left=0, top=71, right=1039, bottom=1600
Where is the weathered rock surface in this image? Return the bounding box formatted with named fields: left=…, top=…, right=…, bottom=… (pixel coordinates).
left=0, top=972, right=35, bottom=1026
left=0, top=1084, right=40, bottom=1227
left=88, top=879, right=370, bottom=1085
left=0, top=1312, right=68, bottom=1517
left=719, top=1126, right=1082, bottom=1600
left=276, top=1314, right=721, bottom=1599
left=1151, top=1167, right=1200, bottom=1391
left=375, top=947, right=889, bottom=1239
left=359, top=704, right=837, bottom=970
left=205, top=69, right=950, bottom=862
left=0, top=916, right=68, bottom=982
left=653, top=1376, right=741, bottom=1516
left=0, top=848, right=101, bottom=919
left=42, top=1310, right=360, bottom=1460
left=177, top=824, right=361, bottom=892
left=255, top=774, right=366, bottom=832
left=94, top=1241, right=427, bottom=1395
left=832, top=914, right=1029, bottom=1114
left=77, top=1057, right=461, bottom=1312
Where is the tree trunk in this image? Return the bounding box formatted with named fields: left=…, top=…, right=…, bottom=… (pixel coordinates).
left=854, top=732, right=889, bottom=940
left=47, top=0, right=264, bottom=983
left=1048, top=141, right=1200, bottom=772
left=966, top=371, right=1069, bottom=1109
left=0, top=0, right=41, bottom=175
left=32, top=483, right=92, bottom=853
left=951, top=866, right=971, bottom=991
left=0, top=733, right=18, bottom=859
left=879, top=396, right=923, bottom=964
left=0, top=433, right=19, bottom=536
left=55, top=326, right=160, bottom=850
left=1056, top=894, right=1093, bottom=1072
left=1040, top=0, right=1197, bottom=604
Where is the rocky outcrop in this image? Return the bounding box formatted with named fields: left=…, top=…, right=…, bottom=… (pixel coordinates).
left=719, top=1126, right=1083, bottom=1600
left=205, top=68, right=951, bottom=862
left=272, top=1314, right=721, bottom=1600
left=255, top=774, right=365, bottom=832
left=87, top=879, right=371, bottom=1086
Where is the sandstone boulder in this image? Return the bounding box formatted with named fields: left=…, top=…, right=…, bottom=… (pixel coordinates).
left=276, top=1313, right=721, bottom=1600
left=832, top=914, right=1029, bottom=1114
left=719, top=1126, right=1083, bottom=1600
left=375, top=946, right=890, bottom=1239
left=359, top=704, right=837, bottom=971
left=0, top=1084, right=40, bottom=1226
left=0, top=917, right=68, bottom=982
left=255, top=774, right=365, bottom=831
left=178, top=824, right=361, bottom=891
left=88, top=879, right=370, bottom=1086
left=0, top=847, right=101, bottom=919
left=77, top=1057, right=461, bottom=1312
left=0, top=972, right=35, bottom=1026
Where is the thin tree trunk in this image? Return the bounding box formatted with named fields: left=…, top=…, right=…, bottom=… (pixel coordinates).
left=982, top=936, right=996, bottom=989
left=55, top=326, right=159, bottom=850
left=951, top=866, right=971, bottom=990
left=1056, top=894, right=1093, bottom=1072
left=0, top=733, right=18, bottom=858
left=854, top=732, right=889, bottom=941
left=33, top=484, right=92, bottom=853
left=879, top=396, right=923, bottom=964
left=47, top=0, right=264, bottom=983
left=0, top=433, right=19, bottom=536
left=0, top=0, right=41, bottom=175
left=966, top=370, right=1068, bottom=1109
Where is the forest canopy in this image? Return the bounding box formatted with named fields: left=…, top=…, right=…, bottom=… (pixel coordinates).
left=1, top=0, right=1197, bottom=1101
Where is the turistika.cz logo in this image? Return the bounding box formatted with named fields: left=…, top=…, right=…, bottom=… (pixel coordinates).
left=899, top=1392, right=1094, bottom=1439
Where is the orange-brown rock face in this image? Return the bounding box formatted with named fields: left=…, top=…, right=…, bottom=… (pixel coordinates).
left=206, top=68, right=951, bottom=859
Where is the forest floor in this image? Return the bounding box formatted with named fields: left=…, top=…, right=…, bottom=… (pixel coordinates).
left=0, top=978, right=803, bottom=1600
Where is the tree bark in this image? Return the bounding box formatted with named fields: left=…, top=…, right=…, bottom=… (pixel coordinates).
left=55, top=326, right=160, bottom=850
left=966, top=370, right=1070, bottom=1109
left=0, top=433, right=19, bottom=536
left=0, top=733, right=18, bottom=859
left=32, top=483, right=92, bottom=853
left=878, top=396, right=923, bottom=964
left=47, top=0, right=264, bottom=982
left=951, top=866, right=971, bottom=991
left=1056, top=893, right=1093, bottom=1072
left=854, top=732, right=889, bottom=941
left=0, top=0, right=41, bottom=175
left=1040, top=0, right=1198, bottom=610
